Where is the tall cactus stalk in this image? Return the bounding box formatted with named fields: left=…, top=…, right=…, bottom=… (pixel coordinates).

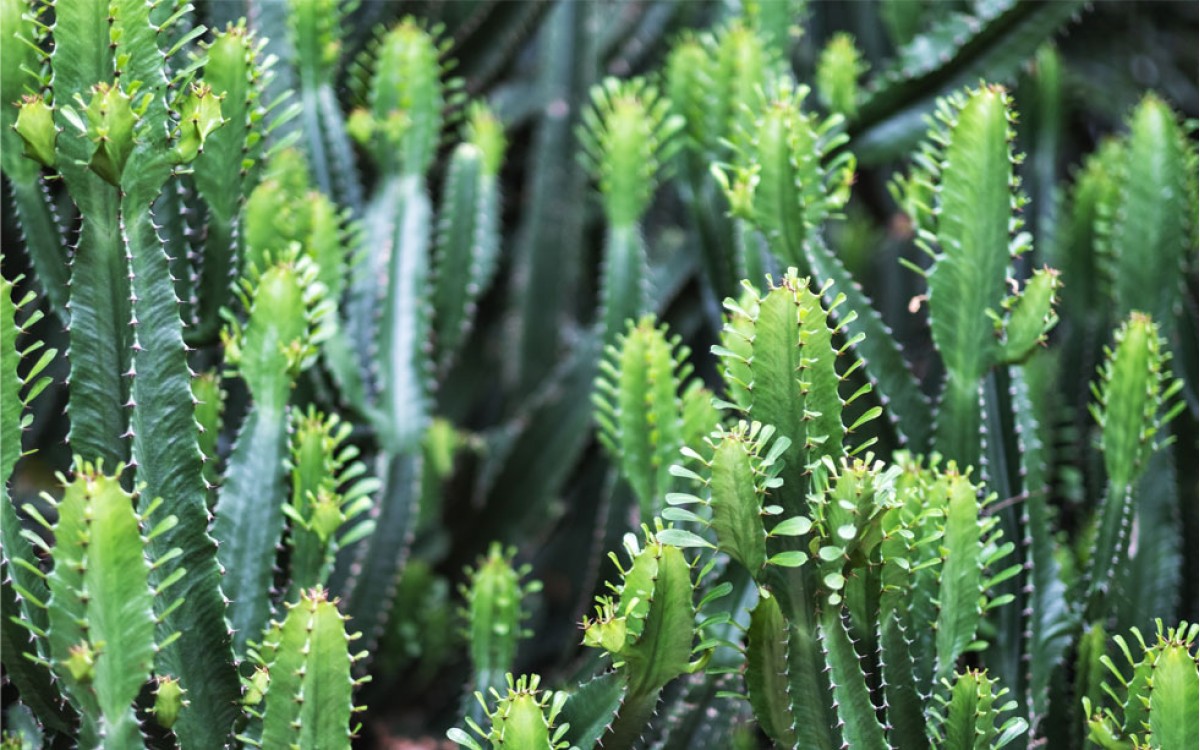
left=1086, top=313, right=1183, bottom=617
left=214, top=251, right=332, bottom=656
left=335, top=19, right=445, bottom=650
left=580, top=77, right=681, bottom=345
left=8, top=2, right=242, bottom=744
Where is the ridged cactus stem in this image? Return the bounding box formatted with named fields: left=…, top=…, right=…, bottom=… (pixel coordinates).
left=64, top=184, right=128, bottom=470
left=192, top=21, right=274, bottom=344
left=126, top=197, right=243, bottom=745
left=38, top=464, right=169, bottom=749
left=218, top=399, right=292, bottom=653
left=595, top=316, right=716, bottom=521
left=509, top=0, right=594, bottom=394
left=339, top=451, right=421, bottom=654
left=1, top=280, right=51, bottom=614
left=721, top=79, right=931, bottom=451
left=770, top=570, right=838, bottom=750
left=733, top=218, right=770, bottom=291
left=378, top=172, right=433, bottom=454
left=669, top=420, right=838, bottom=748
left=2, top=0, right=69, bottom=318
left=819, top=606, right=888, bottom=749
left=932, top=670, right=1028, bottom=749
left=1086, top=313, right=1182, bottom=618
left=285, top=409, right=377, bottom=597
left=450, top=674, right=572, bottom=750
left=14, top=4, right=242, bottom=744
left=336, top=19, right=446, bottom=652
left=601, top=690, right=661, bottom=749
left=255, top=587, right=363, bottom=749
left=664, top=22, right=771, bottom=303
left=461, top=545, right=541, bottom=724
left=338, top=173, right=432, bottom=651
left=4, top=180, right=70, bottom=320
left=432, top=104, right=506, bottom=374
left=0, top=277, right=70, bottom=733
left=580, top=77, right=681, bottom=345
left=600, top=223, right=650, bottom=348
left=978, top=366, right=1027, bottom=717
left=1081, top=621, right=1198, bottom=749
left=714, top=271, right=848, bottom=514
left=215, top=254, right=331, bottom=656
left=343, top=19, right=442, bottom=447
left=917, top=86, right=1040, bottom=477
left=50, top=0, right=176, bottom=471
left=288, top=0, right=364, bottom=216
left=584, top=529, right=712, bottom=746
left=745, top=594, right=797, bottom=749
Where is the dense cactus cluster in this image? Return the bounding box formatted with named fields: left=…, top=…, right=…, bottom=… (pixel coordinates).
left=2, top=1, right=1196, bottom=749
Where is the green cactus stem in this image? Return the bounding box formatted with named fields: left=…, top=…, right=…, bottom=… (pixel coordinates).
left=507, top=0, right=595, bottom=395
left=432, top=104, right=507, bottom=374
left=336, top=20, right=456, bottom=656
left=744, top=593, right=796, bottom=749
left=214, top=252, right=332, bottom=656
left=580, top=77, right=682, bottom=344
left=719, top=79, right=932, bottom=451
left=287, top=0, right=364, bottom=215
left=714, top=271, right=864, bottom=512
left=1086, top=313, right=1183, bottom=616
left=35, top=462, right=178, bottom=748
left=191, top=20, right=277, bottom=343
left=896, top=85, right=1061, bottom=480
left=192, top=371, right=224, bottom=497
left=816, top=33, right=868, bottom=120
left=250, top=587, right=365, bottom=750
left=284, top=407, right=378, bottom=595
left=819, top=605, right=888, bottom=750
left=997, top=267, right=1061, bottom=364
left=449, top=674, right=572, bottom=750
left=930, top=670, right=1028, bottom=749
left=11, top=4, right=247, bottom=743
left=1105, top=95, right=1193, bottom=331
left=346, top=18, right=446, bottom=451
left=0, top=276, right=70, bottom=733
left=1082, top=621, right=1199, bottom=750
left=585, top=527, right=712, bottom=746
left=461, top=544, right=542, bottom=718
left=594, top=316, right=717, bottom=520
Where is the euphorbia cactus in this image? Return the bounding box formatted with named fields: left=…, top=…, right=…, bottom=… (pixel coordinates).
left=461, top=543, right=542, bottom=717
left=593, top=316, right=718, bottom=519
left=581, top=525, right=717, bottom=747
left=449, top=674, right=572, bottom=750
left=1081, top=621, right=1199, bottom=750
left=215, top=250, right=333, bottom=657
left=1, top=2, right=1194, bottom=749
left=580, top=77, right=682, bottom=344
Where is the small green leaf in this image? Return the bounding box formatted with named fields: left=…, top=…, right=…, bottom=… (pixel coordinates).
left=770, top=516, right=813, bottom=537
left=767, top=551, right=808, bottom=568
left=656, top=529, right=714, bottom=549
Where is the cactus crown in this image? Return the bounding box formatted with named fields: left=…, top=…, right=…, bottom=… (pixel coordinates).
left=579, top=77, right=683, bottom=226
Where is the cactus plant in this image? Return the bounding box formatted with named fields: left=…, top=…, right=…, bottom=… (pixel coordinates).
left=1, top=1, right=1195, bottom=749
